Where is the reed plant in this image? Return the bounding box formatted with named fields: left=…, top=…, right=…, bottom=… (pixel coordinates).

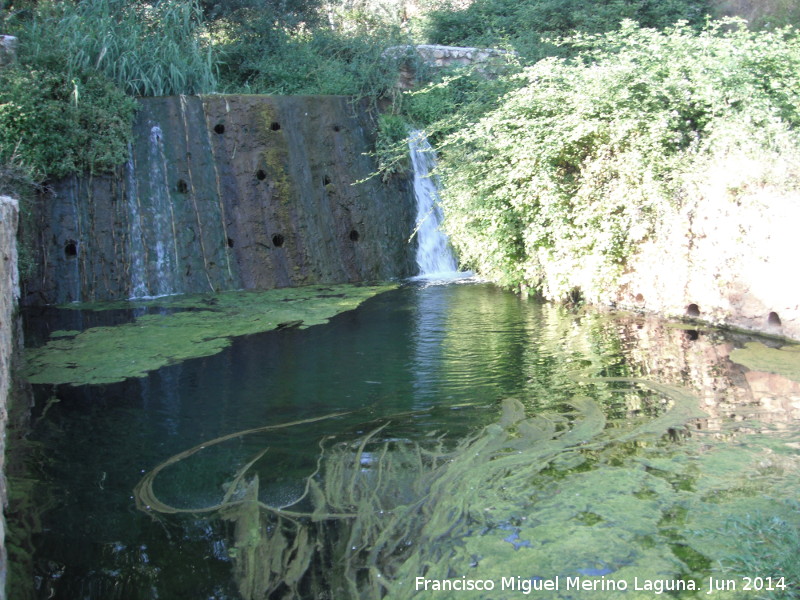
left=14, top=0, right=217, bottom=97
left=0, top=0, right=214, bottom=184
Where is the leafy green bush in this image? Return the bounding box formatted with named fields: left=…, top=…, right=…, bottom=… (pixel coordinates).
left=215, top=14, right=404, bottom=99
left=374, top=113, right=411, bottom=181
left=403, top=61, right=523, bottom=142
left=436, top=19, right=800, bottom=298
left=0, top=67, right=136, bottom=180
left=0, top=0, right=213, bottom=185
left=712, top=0, right=800, bottom=30
left=421, top=0, right=712, bottom=58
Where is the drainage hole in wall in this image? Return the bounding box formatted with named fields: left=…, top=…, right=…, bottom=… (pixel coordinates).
left=177, top=179, right=189, bottom=193
left=227, top=237, right=235, bottom=248
left=64, top=240, right=78, bottom=258
left=323, top=175, right=332, bottom=186
left=686, top=303, right=700, bottom=317
left=214, top=123, right=225, bottom=134
left=256, top=169, right=267, bottom=181
left=271, top=122, right=281, bottom=131
left=768, top=311, right=782, bottom=326
left=272, top=234, right=285, bottom=247
left=332, top=125, right=341, bottom=132
left=349, top=230, right=360, bottom=242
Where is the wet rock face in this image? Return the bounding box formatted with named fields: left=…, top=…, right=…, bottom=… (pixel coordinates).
left=23, top=95, right=416, bottom=304
left=0, top=195, right=18, bottom=600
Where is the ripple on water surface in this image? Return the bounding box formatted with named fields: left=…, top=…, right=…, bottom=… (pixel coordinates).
left=10, top=282, right=800, bottom=599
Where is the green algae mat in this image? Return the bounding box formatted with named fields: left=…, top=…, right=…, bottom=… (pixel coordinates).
left=23, top=283, right=396, bottom=386
left=730, top=342, right=800, bottom=382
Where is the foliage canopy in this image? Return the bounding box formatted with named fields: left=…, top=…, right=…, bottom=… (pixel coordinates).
left=421, top=0, right=712, bottom=59
left=434, top=19, right=800, bottom=298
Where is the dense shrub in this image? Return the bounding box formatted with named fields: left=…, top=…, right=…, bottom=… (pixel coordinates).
left=0, top=67, right=136, bottom=181
left=420, top=0, right=712, bottom=58
left=436, top=20, right=800, bottom=298
left=712, top=0, right=800, bottom=30
left=0, top=0, right=214, bottom=187
left=374, top=113, right=411, bottom=181
left=215, top=15, right=405, bottom=98
left=402, top=60, right=523, bottom=142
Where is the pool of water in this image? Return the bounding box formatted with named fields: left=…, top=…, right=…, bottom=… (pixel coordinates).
left=8, top=282, right=800, bottom=599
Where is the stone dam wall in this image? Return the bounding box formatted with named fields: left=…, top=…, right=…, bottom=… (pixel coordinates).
left=0, top=195, right=18, bottom=600
left=23, top=95, right=417, bottom=305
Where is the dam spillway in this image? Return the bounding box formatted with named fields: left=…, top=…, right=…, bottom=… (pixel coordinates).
left=23, top=95, right=417, bottom=304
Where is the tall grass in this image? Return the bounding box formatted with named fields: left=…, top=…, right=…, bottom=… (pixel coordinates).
left=16, top=0, right=217, bottom=96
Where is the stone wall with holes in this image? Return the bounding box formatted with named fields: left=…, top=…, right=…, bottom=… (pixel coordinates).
left=0, top=195, right=18, bottom=600
left=22, top=95, right=417, bottom=304
left=384, top=45, right=514, bottom=89
left=615, top=157, right=800, bottom=341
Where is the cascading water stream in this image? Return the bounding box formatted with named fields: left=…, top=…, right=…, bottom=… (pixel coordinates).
left=125, top=144, right=149, bottom=299
left=145, top=124, right=181, bottom=297
left=408, top=130, right=466, bottom=279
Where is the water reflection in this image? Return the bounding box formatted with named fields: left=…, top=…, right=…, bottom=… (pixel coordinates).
left=615, top=318, right=800, bottom=434
left=7, top=282, right=800, bottom=598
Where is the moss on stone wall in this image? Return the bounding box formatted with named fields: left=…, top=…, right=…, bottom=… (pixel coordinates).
left=256, top=103, right=293, bottom=204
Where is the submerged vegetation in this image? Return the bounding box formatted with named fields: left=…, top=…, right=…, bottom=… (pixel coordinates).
left=5, top=1, right=800, bottom=596
left=730, top=342, right=800, bottom=382
left=134, top=381, right=800, bottom=599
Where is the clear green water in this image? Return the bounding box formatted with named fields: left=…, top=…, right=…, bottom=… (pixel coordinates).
left=8, top=282, right=800, bottom=599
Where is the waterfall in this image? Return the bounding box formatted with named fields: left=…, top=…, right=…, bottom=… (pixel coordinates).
left=145, top=124, right=181, bottom=297
left=408, top=131, right=466, bottom=279
left=125, top=146, right=149, bottom=299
